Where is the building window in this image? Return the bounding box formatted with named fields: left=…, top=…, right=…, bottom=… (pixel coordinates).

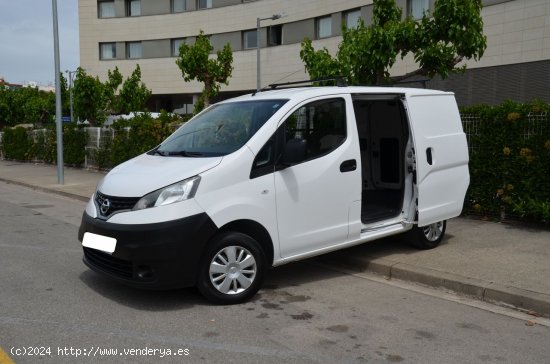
left=100, top=43, right=116, bottom=60
left=344, top=9, right=361, bottom=29
left=172, top=0, right=185, bottom=13
left=172, top=38, right=186, bottom=56
left=409, top=0, right=429, bottom=20
left=316, top=16, right=332, bottom=39
left=268, top=25, right=282, bottom=46
left=198, top=0, right=212, bottom=9
left=127, top=42, right=142, bottom=59
left=98, top=1, right=115, bottom=18
left=243, top=30, right=258, bottom=49
left=127, top=0, right=141, bottom=16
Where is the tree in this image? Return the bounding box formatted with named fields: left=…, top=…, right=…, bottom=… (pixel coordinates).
left=72, top=66, right=151, bottom=125
left=175, top=30, right=233, bottom=114
left=60, top=72, right=71, bottom=117
left=300, top=0, right=487, bottom=85
left=73, top=67, right=107, bottom=125
left=0, top=86, right=55, bottom=128
left=104, top=67, right=123, bottom=115
left=118, top=65, right=152, bottom=114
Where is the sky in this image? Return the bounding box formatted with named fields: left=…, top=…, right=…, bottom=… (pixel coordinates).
left=0, top=0, right=79, bottom=86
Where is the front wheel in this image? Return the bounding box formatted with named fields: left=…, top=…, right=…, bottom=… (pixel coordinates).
left=408, top=220, right=446, bottom=250
left=197, top=232, right=266, bottom=304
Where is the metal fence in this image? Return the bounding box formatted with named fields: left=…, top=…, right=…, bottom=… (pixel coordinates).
left=1, top=115, right=547, bottom=166
left=460, top=114, right=481, bottom=154
left=525, top=112, right=548, bottom=139
left=84, top=127, right=114, bottom=169
left=83, top=124, right=182, bottom=169
left=460, top=112, right=548, bottom=154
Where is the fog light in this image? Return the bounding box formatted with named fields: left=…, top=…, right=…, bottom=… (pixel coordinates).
left=136, top=266, right=154, bottom=280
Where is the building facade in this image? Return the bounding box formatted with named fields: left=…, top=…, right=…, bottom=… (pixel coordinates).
left=79, top=0, right=550, bottom=111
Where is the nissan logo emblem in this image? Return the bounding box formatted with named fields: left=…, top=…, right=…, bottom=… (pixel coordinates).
left=100, top=199, right=111, bottom=215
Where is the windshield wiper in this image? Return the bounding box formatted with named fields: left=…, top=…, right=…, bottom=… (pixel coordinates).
left=147, top=145, right=167, bottom=156
left=150, top=147, right=204, bottom=157
left=166, top=150, right=204, bottom=157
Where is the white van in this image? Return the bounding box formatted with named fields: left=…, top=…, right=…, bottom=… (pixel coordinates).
left=78, top=86, right=469, bottom=304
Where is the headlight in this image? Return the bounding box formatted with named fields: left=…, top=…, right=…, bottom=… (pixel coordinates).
left=133, top=176, right=201, bottom=211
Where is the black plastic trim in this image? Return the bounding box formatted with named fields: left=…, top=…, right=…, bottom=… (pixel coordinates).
left=78, top=212, right=218, bottom=289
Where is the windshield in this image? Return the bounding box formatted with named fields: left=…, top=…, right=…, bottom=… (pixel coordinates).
left=155, top=99, right=288, bottom=157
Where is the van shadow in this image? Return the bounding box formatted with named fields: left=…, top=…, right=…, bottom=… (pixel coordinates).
left=78, top=270, right=203, bottom=311
left=252, top=233, right=454, bottom=306
left=263, top=233, right=455, bottom=289
left=78, top=234, right=454, bottom=311
left=325, top=232, right=454, bottom=261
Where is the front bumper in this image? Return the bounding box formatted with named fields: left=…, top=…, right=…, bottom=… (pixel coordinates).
left=78, top=212, right=217, bottom=289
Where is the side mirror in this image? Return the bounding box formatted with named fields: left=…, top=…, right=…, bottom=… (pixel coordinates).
left=281, top=138, right=307, bottom=166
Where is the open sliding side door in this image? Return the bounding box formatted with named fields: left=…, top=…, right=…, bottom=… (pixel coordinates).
left=404, top=94, right=469, bottom=226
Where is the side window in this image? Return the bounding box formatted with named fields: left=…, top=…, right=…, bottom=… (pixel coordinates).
left=249, top=98, right=346, bottom=178
left=283, top=98, right=346, bottom=163
left=250, top=135, right=276, bottom=179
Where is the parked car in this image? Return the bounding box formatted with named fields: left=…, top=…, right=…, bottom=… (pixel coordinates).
left=78, top=86, right=469, bottom=304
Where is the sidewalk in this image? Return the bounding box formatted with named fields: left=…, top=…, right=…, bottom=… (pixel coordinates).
left=1, top=160, right=550, bottom=317
left=0, top=160, right=104, bottom=202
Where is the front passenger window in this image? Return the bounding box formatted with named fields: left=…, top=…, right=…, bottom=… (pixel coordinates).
left=284, top=98, right=346, bottom=163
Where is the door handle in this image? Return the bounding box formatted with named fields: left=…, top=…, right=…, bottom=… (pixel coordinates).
left=426, top=147, right=433, bottom=165
left=340, top=159, right=357, bottom=173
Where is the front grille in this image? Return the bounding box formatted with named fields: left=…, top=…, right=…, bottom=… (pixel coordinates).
left=95, top=191, right=139, bottom=218
left=84, top=248, right=133, bottom=279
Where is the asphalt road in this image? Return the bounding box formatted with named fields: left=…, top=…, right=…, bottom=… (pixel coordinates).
left=0, top=181, right=549, bottom=364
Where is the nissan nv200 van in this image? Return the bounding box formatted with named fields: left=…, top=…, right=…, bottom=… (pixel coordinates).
left=78, top=86, right=469, bottom=304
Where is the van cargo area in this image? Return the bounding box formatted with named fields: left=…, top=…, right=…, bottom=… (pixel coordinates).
left=353, top=97, right=410, bottom=224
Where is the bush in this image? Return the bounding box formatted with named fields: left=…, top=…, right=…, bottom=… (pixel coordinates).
left=461, top=100, right=550, bottom=225
left=1, top=127, right=33, bottom=160
left=1, top=123, right=87, bottom=166
left=109, top=112, right=181, bottom=167
left=29, top=129, right=55, bottom=163
left=63, top=124, right=88, bottom=166
left=92, top=133, right=113, bottom=170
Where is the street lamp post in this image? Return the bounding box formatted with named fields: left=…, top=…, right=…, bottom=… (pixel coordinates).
left=65, top=70, right=77, bottom=123
left=256, top=13, right=286, bottom=92
left=52, top=0, right=64, bottom=184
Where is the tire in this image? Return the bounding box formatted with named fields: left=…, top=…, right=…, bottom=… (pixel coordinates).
left=197, top=232, right=266, bottom=304
left=408, top=220, right=446, bottom=250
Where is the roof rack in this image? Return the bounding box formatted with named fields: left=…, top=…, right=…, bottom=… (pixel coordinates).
left=267, top=76, right=347, bottom=90
left=383, top=78, right=430, bottom=89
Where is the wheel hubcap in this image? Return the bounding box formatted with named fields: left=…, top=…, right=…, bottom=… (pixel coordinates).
left=422, top=221, right=444, bottom=242
left=209, top=245, right=257, bottom=295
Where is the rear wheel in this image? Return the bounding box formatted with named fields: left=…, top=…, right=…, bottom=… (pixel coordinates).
left=197, top=232, right=265, bottom=304
left=408, top=220, right=446, bottom=250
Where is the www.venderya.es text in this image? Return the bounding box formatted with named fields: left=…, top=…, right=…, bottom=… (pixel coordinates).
left=10, top=346, right=190, bottom=358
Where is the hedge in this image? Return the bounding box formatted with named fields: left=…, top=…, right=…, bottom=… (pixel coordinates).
left=92, top=111, right=185, bottom=169
left=461, top=100, right=550, bottom=225
left=1, top=104, right=548, bottom=225
left=0, top=123, right=88, bottom=166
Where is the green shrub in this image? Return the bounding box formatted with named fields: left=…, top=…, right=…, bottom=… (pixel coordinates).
left=93, top=133, right=113, bottom=170
left=109, top=112, right=178, bottom=167
left=30, top=129, right=56, bottom=163
left=1, top=127, right=33, bottom=160
left=1, top=123, right=87, bottom=166
left=63, top=124, right=87, bottom=166
left=461, top=100, right=550, bottom=225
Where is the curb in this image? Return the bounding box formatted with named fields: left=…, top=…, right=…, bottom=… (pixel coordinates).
left=0, top=177, right=90, bottom=203
left=314, top=253, right=550, bottom=318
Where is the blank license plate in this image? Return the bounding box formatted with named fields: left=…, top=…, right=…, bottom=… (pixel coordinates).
left=82, top=232, right=117, bottom=254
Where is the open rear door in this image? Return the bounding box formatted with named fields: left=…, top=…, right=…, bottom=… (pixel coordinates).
left=405, top=94, right=469, bottom=226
